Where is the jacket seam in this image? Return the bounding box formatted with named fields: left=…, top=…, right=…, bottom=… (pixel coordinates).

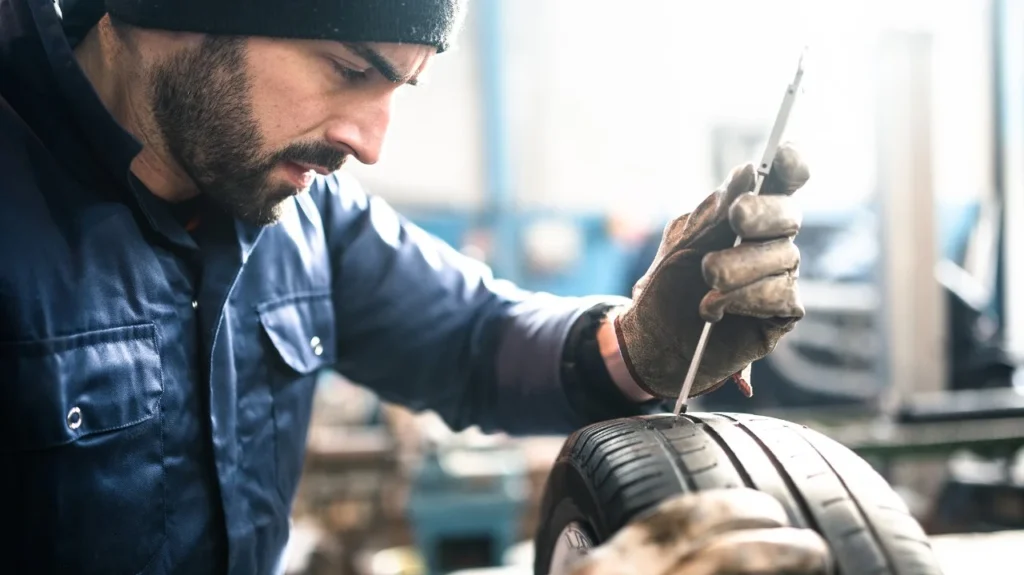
left=254, top=290, right=333, bottom=313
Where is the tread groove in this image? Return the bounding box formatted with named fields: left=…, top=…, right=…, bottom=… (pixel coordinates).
left=594, top=453, right=654, bottom=490
left=597, top=439, right=644, bottom=460
left=651, top=424, right=697, bottom=492
left=692, top=416, right=756, bottom=490
left=580, top=427, right=625, bottom=468
left=823, top=497, right=847, bottom=507
left=797, top=430, right=900, bottom=574
left=612, top=472, right=663, bottom=497
left=842, top=527, right=866, bottom=539
left=689, top=463, right=718, bottom=475
left=719, top=415, right=821, bottom=535
left=532, top=415, right=944, bottom=575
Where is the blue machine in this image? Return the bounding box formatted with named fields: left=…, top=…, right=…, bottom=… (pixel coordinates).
left=406, top=441, right=529, bottom=575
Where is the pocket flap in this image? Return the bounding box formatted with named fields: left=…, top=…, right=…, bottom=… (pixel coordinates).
left=0, top=323, right=163, bottom=451
left=258, top=292, right=336, bottom=375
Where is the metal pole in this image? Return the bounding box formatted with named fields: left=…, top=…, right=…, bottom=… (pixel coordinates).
left=476, top=0, right=520, bottom=284
left=874, top=29, right=947, bottom=408
left=993, top=0, right=1024, bottom=370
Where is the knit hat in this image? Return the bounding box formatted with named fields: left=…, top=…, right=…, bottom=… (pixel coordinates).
left=103, top=0, right=468, bottom=52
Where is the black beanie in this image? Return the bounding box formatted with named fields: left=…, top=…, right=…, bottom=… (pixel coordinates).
left=103, top=0, right=468, bottom=52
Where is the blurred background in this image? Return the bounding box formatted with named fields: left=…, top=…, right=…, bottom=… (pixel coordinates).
left=285, top=0, right=1024, bottom=573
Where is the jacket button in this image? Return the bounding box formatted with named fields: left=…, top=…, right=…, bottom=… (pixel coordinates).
left=67, top=406, right=82, bottom=430
left=310, top=336, right=324, bottom=356
left=191, top=300, right=198, bottom=310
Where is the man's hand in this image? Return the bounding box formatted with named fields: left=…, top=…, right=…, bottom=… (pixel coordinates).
left=613, top=144, right=810, bottom=399
left=569, top=488, right=831, bottom=575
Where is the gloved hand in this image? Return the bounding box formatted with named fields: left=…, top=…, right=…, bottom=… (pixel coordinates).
left=613, top=144, right=810, bottom=399
left=569, top=488, right=831, bottom=575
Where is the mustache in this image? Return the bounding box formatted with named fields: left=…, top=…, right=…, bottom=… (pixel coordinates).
left=270, top=141, right=348, bottom=173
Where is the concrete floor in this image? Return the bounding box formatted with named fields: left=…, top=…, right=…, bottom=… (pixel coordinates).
left=287, top=522, right=1021, bottom=574
left=930, top=530, right=1024, bottom=575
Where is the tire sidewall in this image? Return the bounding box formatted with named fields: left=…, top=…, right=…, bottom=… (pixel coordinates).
left=532, top=415, right=945, bottom=575
left=533, top=459, right=610, bottom=575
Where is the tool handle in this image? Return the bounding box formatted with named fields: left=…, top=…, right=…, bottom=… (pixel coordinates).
left=756, top=48, right=807, bottom=178
left=672, top=321, right=715, bottom=416
left=671, top=47, right=808, bottom=418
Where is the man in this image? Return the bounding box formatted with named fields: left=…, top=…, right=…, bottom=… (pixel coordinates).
left=0, top=0, right=826, bottom=573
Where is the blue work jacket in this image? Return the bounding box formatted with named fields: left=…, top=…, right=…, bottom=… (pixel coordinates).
left=0, top=1, right=646, bottom=573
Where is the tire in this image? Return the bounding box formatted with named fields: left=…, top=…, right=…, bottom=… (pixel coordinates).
left=533, top=413, right=943, bottom=575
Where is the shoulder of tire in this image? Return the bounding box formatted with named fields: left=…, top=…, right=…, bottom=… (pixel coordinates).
left=562, top=414, right=941, bottom=575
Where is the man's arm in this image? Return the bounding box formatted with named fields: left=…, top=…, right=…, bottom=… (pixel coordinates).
left=311, top=173, right=652, bottom=435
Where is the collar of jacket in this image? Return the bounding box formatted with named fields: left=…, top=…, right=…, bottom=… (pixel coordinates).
left=1, top=0, right=140, bottom=189
left=0, top=0, right=261, bottom=251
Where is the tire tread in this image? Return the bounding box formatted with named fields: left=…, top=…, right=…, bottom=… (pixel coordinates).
left=533, top=413, right=944, bottom=575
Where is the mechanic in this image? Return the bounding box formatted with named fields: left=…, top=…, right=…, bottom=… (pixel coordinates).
left=0, top=0, right=826, bottom=573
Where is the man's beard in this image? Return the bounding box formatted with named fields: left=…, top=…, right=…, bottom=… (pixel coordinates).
left=147, top=37, right=345, bottom=226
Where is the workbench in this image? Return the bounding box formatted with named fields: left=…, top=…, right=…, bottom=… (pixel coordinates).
left=752, top=388, right=1024, bottom=461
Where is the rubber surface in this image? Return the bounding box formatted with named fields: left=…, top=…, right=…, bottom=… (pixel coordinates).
left=533, top=413, right=943, bottom=575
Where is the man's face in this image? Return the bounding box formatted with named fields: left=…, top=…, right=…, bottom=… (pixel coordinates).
left=147, top=35, right=435, bottom=225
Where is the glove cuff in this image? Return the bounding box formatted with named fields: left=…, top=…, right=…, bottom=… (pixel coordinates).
left=612, top=314, right=667, bottom=399
left=613, top=314, right=742, bottom=401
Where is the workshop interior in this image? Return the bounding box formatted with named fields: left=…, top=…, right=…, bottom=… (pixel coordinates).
left=115, top=0, right=1024, bottom=573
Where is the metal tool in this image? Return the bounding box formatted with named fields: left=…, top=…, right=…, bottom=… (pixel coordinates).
left=671, top=47, right=809, bottom=418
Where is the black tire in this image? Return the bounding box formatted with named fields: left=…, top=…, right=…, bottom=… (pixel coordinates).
left=533, top=413, right=943, bottom=575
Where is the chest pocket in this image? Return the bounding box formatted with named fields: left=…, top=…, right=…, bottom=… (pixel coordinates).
left=0, top=323, right=166, bottom=575
left=258, top=291, right=337, bottom=375
left=257, top=291, right=336, bottom=504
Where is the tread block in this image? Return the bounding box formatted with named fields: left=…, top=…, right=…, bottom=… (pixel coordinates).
left=533, top=414, right=944, bottom=575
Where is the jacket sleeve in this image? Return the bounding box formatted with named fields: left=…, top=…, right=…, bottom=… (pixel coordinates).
left=312, top=172, right=634, bottom=435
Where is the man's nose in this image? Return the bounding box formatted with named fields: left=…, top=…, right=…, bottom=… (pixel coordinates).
left=324, top=94, right=393, bottom=166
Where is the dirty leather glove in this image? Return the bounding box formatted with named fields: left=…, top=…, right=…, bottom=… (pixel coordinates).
left=568, top=488, right=832, bottom=575
left=613, top=144, right=810, bottom=399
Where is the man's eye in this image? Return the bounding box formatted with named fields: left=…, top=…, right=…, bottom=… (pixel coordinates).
left=331, top=61, right=368, bottom=83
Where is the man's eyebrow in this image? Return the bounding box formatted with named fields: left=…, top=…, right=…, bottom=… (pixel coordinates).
left=343, top=42, right=419, bottom=86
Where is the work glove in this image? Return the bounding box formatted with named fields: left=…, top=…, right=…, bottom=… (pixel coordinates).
left=614, top=143, right=809, bottom=399
left=569, top=488, right=832, bottom=575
